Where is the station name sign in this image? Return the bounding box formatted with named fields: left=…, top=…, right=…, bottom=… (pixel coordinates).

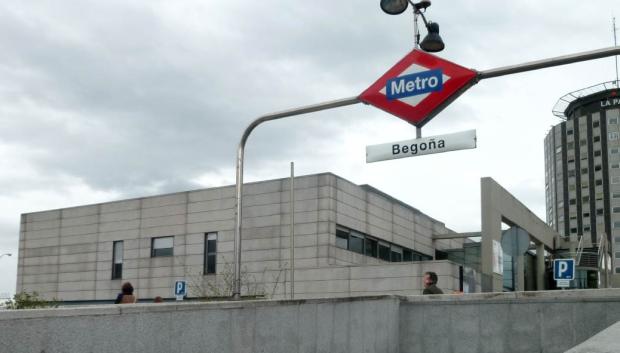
left=366, top=129, right=477, bottom=163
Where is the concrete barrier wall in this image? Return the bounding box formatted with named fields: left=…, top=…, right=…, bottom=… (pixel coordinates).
left=400, top=289, right=620, bottom=353
left=2, top=289, right=620, bottom=353
left=0, top=296, right=400, bottom=353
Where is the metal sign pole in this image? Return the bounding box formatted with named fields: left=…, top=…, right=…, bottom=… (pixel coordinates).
left=232, top=45, right=620, bottom=299
left=232, top=97, right=360, bottom=299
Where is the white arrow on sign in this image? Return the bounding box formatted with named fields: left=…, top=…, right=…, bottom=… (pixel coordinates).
left=366, top=129, right=477, bottom=163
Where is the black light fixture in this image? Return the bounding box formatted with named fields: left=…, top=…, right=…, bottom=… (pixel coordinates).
left=379, top=0, right=445, bottom=53
left=380, top=0, right=408, bottom=15
left=420, top=22, right=444, bottom=52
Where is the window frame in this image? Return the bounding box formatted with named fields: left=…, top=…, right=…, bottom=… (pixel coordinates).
left=204, top=232, right=218, bottom=275
left=112, top=240, right=123, bottom=280
left=151, top=236, right=174, bottom=257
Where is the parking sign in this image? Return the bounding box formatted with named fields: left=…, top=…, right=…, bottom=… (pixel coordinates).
left=553, top=259, right=575, bottom=280
left=175, top=280, right=187, bottom=299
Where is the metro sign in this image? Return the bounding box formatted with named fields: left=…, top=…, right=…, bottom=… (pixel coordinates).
left=360, top=49, right=478, bottom=127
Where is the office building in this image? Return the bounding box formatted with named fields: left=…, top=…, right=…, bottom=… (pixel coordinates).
left=544, top=81, right=620, bottom=287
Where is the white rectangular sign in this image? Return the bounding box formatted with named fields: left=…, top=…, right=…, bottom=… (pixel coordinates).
left=556, top=279, right=570, bottom=288
left=366, top=129, right=476, bottom=163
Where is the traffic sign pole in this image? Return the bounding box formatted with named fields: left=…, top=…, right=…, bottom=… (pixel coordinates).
left=232, top=46, right=620, bottom=300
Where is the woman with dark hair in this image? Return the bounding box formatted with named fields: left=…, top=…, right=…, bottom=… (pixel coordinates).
left=114, top=282, right=137, bottom=304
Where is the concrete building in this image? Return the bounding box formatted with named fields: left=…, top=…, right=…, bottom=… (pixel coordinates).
left=17, top=173, right=472, bottom=303
left=545, top=81, right=620, bottom=287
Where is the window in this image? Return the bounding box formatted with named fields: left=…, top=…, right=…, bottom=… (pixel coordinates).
left=610, top=118, right=618, bottom=125
left=567, top=129, right=574, bottom=135
left=349, top=232, right=364, bottom=254
left=615, top=222, right=620, bottom=229
left=594, top=150, right=602, bottom=157
left=403, top=249, right=413, bottom=261
left=594, top=136, right=601, bottom=142
left=570, top=228, right=577, bottom=234
left=390, top=245, right=403, bottom=262
left=567, top=142, right=574, bottom=149
left=597, top=209, right=604, bottom=215
left=613, top=163, right=620, bottom=169
left=595, top=165, right=602, bottom=171
left=613, top=176, right=620, bottom=184
left=614, top=193, right=620, bottom=199
left=581, top=168, right=588, bottom=174
left=583, top=212, right=590, bottom=218
left=151, top=236, right=174, bottom=257
left=204, top=232, right=217, bottom=274
left=613, top=148, right=620, bottom=154
left=112, top=241, right=123, bottom=280
left=569, top=199, right=576, bottom=205
left=610, top=132, right=620, bottom=141
left=583, top=225, right=590, bottom=232
left=594, top=121, right=600, bottom=128
left=336, top=228, right=349, bottom=249
left=614, top=207, right=620, bottom=213
left=378, top=242, right=391, bottom=261
left=596, top=179, right=603, bottom=186
left=365, top=238, right=378, bottom=257
left=580, top=140, right=587, bottom=146
left=568, top=170, right=576, bottom=177
left=582, top=196, right=589, bottom=203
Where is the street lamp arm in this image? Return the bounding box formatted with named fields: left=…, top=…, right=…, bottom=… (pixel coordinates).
left=233, top=96, right=360, bottom=299
left=478, top=46, right=620, bottom=80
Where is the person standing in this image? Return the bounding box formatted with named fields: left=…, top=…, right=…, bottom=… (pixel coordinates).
left=114, top=282, right=137, bottom=304
left=422, top=271, right=443, bottom=295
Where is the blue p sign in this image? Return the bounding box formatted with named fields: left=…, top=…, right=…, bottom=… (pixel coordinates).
left=553, top=259, right=575, bottom=280
left=175, top=281, right=187, bottom=296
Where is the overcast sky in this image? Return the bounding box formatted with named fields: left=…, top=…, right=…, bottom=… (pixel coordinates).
left=0, top=0, right=618, bottom=297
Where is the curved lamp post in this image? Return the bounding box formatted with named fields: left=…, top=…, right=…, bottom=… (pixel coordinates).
left=0, top=253, right=12, bottom=259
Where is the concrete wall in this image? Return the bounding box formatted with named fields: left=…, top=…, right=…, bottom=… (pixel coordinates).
left=2, top=289, right=620, bottom=353
left=0, top=296, right=401, bottom=353
left=18, top=173, right=459, bottom=302
left=400, top=289, right=620, bottom=353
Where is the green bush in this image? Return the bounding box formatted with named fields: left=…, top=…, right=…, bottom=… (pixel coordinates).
left=4, top=291, right=59, bottom=309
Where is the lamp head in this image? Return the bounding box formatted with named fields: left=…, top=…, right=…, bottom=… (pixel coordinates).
left=380, top=0, right=409, bottom=15
left=420, top=22, right=445, bottom=52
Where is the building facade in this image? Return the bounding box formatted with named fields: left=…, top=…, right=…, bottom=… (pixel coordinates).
left=17, top=173, right=470, bottom=302
left=544, top=81, right=620, bottom=286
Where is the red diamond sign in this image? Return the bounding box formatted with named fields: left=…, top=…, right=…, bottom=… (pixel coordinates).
left=360, top=49, right=478, bottom=127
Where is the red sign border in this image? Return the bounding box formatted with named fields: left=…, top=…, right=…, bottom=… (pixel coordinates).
left=359, top=50, right=478, bottom=127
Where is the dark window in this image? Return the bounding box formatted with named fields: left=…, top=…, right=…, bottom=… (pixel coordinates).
left=594, top=136, right=601, bottom=142
left=112, top=241, right=123, bottom=280
left=616, top=268, right=620, bottom=274
left=152, top=236, right=174, bottom=257
left=597, top=209, right=604, bottom=215
left=568, top=170, right=576, bottom=177
left=594, top=121, right=600, bottom=128
left=349, top=233, right=364, bottom=254
left=594, top=150, right=602, bottom=157
left=567, top=129, right=573, bottom=135
left=336, top=228, right=349, bottom=249
left=204, top=232, right=217, bottom=274
left=378, top=242, right=391, bottom=261
left=365, top=238, right=378, bottom=257
left=391, top=245, right=403, bottom=262
left=569, top=199, right=576, bottom=205
left=581, top=168, right=588, bottom=174
left=596, top=179, right=603, bottom=186
left=595, top=165, right=602, bottom=171
left=403, top=249, right=413, bottom=261
left=570, top=228, right=577, bottom=234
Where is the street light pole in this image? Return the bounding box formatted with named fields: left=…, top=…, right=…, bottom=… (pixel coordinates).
left=231, top=45, right=620, bottom=300
left=0, top=253, right=12, bottom=259
left=232, top=97, right=361, bottom=299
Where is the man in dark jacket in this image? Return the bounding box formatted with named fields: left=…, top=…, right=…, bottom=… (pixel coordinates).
left=422, top=271, right=444, bottom=294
